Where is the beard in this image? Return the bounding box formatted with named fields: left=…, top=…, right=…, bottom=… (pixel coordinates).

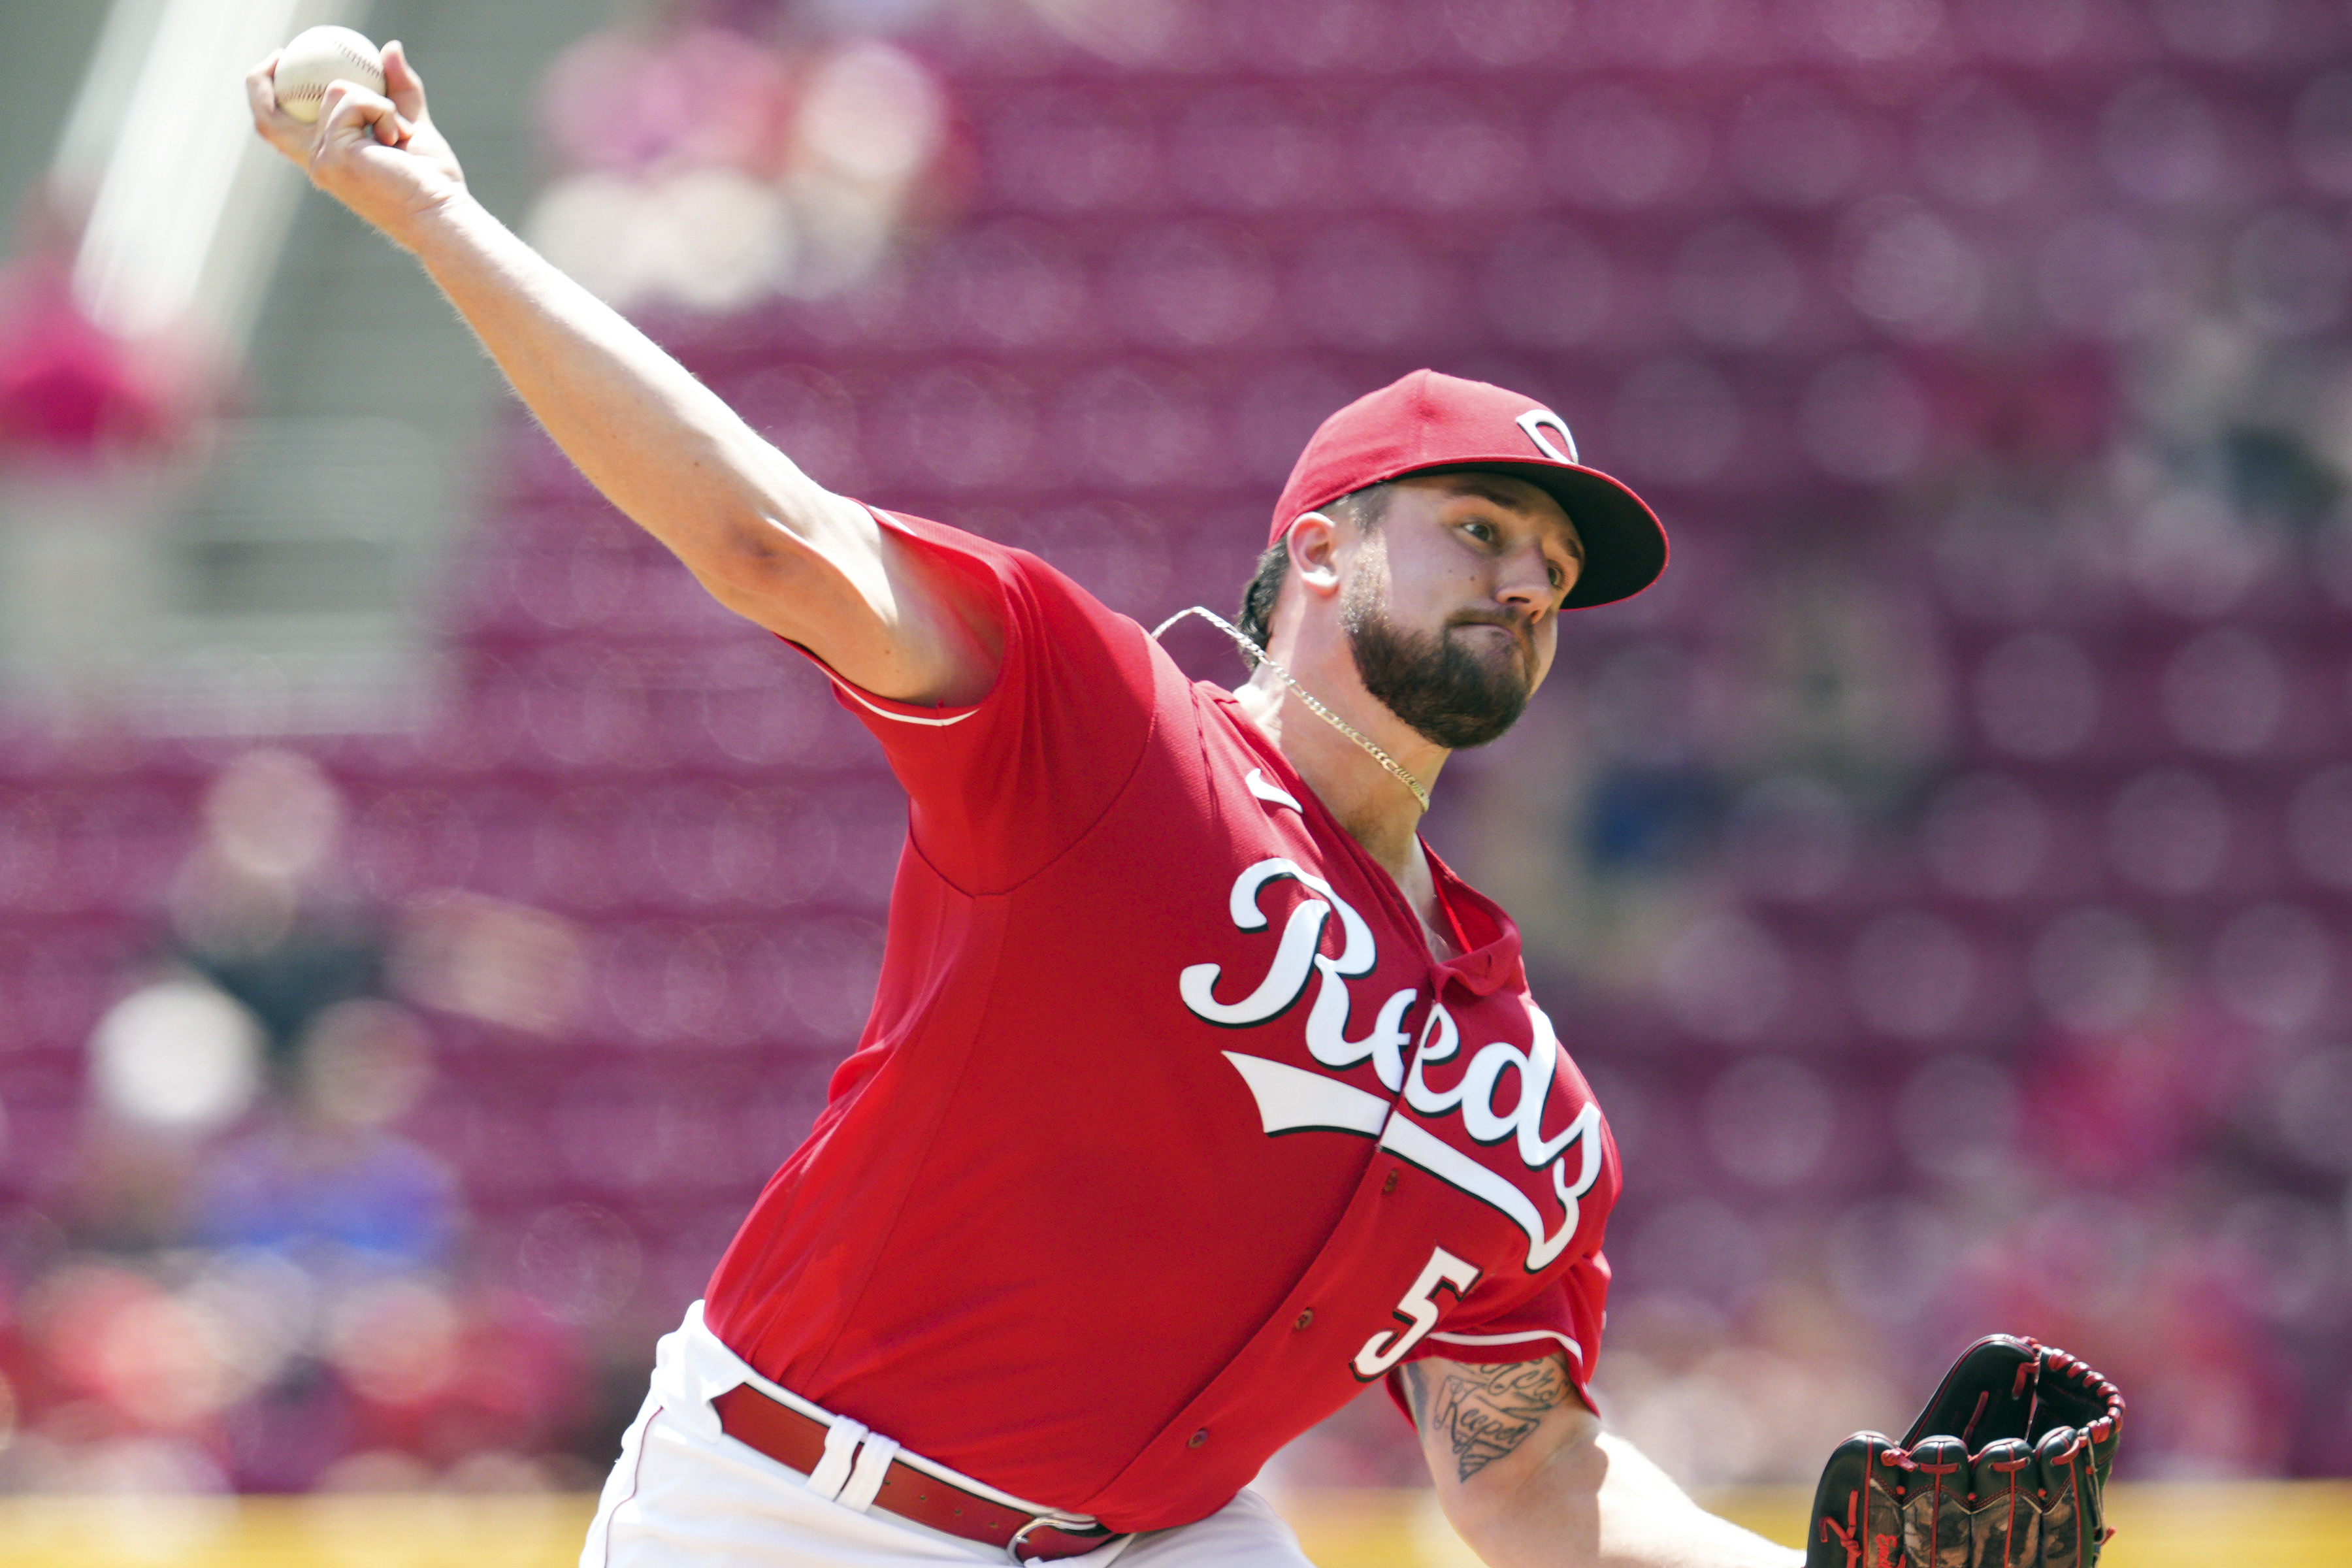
left=1341, top=561, right=1533, bottom=751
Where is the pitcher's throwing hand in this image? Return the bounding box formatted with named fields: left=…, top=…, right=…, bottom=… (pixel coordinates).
left=246, top=37, right=465, bottom=250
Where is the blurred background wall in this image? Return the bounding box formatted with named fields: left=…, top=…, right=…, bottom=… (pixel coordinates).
left=2, top=0, right=2351, bottom=1541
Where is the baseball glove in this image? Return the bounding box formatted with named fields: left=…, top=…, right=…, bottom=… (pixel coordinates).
left=1803, top=1335, right=2124, bottom=1568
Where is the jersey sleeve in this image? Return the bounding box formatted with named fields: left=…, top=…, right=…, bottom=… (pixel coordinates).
left=782, top=507, right=1160, bottom=896
left=1386, top=1247, right=1613, bottom=1420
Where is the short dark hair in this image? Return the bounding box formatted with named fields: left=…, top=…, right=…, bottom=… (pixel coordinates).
left=1233, top=485, right=1392, bottom=666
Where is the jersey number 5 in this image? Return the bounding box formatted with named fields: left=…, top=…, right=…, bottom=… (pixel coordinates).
left=1351, top=1245, right=1480, bottom=1380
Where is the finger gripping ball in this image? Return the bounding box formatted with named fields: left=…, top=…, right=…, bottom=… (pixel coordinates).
left=273, top=25, right=385, bottom=124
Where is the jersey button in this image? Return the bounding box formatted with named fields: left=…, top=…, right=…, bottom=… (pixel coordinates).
left=1187, top=1429, right=1209, bottom=1448
left=1381, top=1167, right=1400, bottom=1194
left=1292, top=1309, right=1313, bottom=1330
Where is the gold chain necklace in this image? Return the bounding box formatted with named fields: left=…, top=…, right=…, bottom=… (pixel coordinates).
left=1152, top=606, right=1431, bottom=813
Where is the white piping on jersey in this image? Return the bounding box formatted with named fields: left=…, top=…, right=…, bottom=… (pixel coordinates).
left=1245, top=768, right=1304, bottom=813
left=1376, top=1115, right=1582, bottom=1272
left=1218, top=1062, right=1590, bottom=1358
left=823, top=673, right=977, bottom=728
left=804, top=504, right=986, bottom=728
left=1222, top=1047, right=1596, bottom=1275
left=1426, top=1328, right=1585, bottom=1372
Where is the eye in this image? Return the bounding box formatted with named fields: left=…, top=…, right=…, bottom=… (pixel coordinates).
left=1462, top=519, right=1496, bottom=543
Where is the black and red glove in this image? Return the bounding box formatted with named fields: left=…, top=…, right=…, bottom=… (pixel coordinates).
left=1805, top=1336, right=2123, bottom=1568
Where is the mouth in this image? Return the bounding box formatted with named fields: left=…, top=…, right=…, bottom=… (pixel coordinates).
left=1451, top=619, right=1533, bottom=662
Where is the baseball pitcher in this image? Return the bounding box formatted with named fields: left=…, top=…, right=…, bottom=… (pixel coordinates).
left=246, top=40, right=2116, bottom=1568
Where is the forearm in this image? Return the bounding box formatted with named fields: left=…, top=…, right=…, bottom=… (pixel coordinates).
left=1588, top=1433, right=1801, bottom=1568
left=1409, top=1357, right=1797, bottom=1568
left=400, top=193, right=857, bottom=594
left=1449, top=1432, right=1799, bottom=1568
left=242, top=43, right=985, bottom=689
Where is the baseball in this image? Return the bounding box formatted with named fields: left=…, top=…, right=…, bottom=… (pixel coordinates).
left=272, top=25, right=385, bottom=123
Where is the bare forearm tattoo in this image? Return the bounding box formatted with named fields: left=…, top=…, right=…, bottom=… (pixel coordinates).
left=1399, top=1356, right=1573, bottom=1482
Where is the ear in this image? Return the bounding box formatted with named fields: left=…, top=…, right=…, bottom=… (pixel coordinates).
left=1286, top=511, right=1346, bottom=598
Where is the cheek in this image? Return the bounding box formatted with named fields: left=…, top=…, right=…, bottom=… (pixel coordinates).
left=1529, top=623, right=1560, bottom=684
left=1382, top=568, right=1454, bottom=625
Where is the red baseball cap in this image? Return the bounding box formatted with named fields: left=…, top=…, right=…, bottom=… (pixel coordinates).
left=1269, top=369, right=1668, bottom=609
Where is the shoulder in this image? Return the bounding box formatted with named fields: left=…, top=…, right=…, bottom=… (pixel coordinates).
left=866, top=508, right=1166, bottom=706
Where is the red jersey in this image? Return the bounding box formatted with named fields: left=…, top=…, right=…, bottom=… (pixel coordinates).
left=703, top=510, right=1621, bottom=1532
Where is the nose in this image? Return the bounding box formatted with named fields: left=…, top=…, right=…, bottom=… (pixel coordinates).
left=1495, top=539, right=1565, bottom=617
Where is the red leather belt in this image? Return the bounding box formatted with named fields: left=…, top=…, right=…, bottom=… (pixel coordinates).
left=711, top=1382, right=1115, bottom=1562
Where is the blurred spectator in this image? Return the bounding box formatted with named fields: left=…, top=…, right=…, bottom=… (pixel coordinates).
left=0, top=193, right=206, bottom=458
left=167, top=749, right=384, bottom=1075
left=524, top=12, right=958, bottom=311
left=193, top=998, right=455, bottom=1266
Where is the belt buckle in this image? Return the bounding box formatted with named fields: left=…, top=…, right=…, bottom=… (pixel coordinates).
left=1007, top=1515, right=1110, bottom=1563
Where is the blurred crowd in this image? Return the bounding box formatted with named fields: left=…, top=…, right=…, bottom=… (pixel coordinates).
left=523, top=18, right=957, bottom=311
left=5, top=0, right=2352, bottom=1509
left=0, top=749, right=605, bottom=1499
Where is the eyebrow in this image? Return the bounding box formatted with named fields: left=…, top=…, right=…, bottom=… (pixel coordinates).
left=1439, top=477, right=1586, bottom=561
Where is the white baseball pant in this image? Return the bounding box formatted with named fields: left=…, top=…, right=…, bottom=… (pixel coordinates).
left=581, top=1303, right=1318, bottom=1568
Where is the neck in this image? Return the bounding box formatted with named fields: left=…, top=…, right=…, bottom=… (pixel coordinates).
left=1233, top=656, right=1447, bottom=881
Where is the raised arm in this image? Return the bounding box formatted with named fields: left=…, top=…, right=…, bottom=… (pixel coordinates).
left=1399, top=1355, right=1803, bottom=1568
left=243, top=41, right=1000, bottom=705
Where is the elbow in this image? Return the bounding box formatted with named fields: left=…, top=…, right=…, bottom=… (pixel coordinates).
left=1437, top=1493, right=1526, bottom=1567
left=693, top=482, right=874, bottom=623
left=1441, top=1494, right=1603, bottom=1568
left=690, top=504, right=880, bottom=642
left=678, top=515, right=803, bottom=617
left=705, top=512, right=798, bottom=577
left=1433, top=1418, right=1610, bottom=1568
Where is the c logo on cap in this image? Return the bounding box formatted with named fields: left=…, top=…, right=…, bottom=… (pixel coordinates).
left=1516, top=409, right=1578, bottom=466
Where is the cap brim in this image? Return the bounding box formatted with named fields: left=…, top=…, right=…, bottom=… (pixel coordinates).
left=1394, top=459, right=1668, bottom=610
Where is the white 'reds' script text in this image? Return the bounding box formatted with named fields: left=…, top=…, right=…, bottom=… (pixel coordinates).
left=1183, top=857, right=1605, bottom=1272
